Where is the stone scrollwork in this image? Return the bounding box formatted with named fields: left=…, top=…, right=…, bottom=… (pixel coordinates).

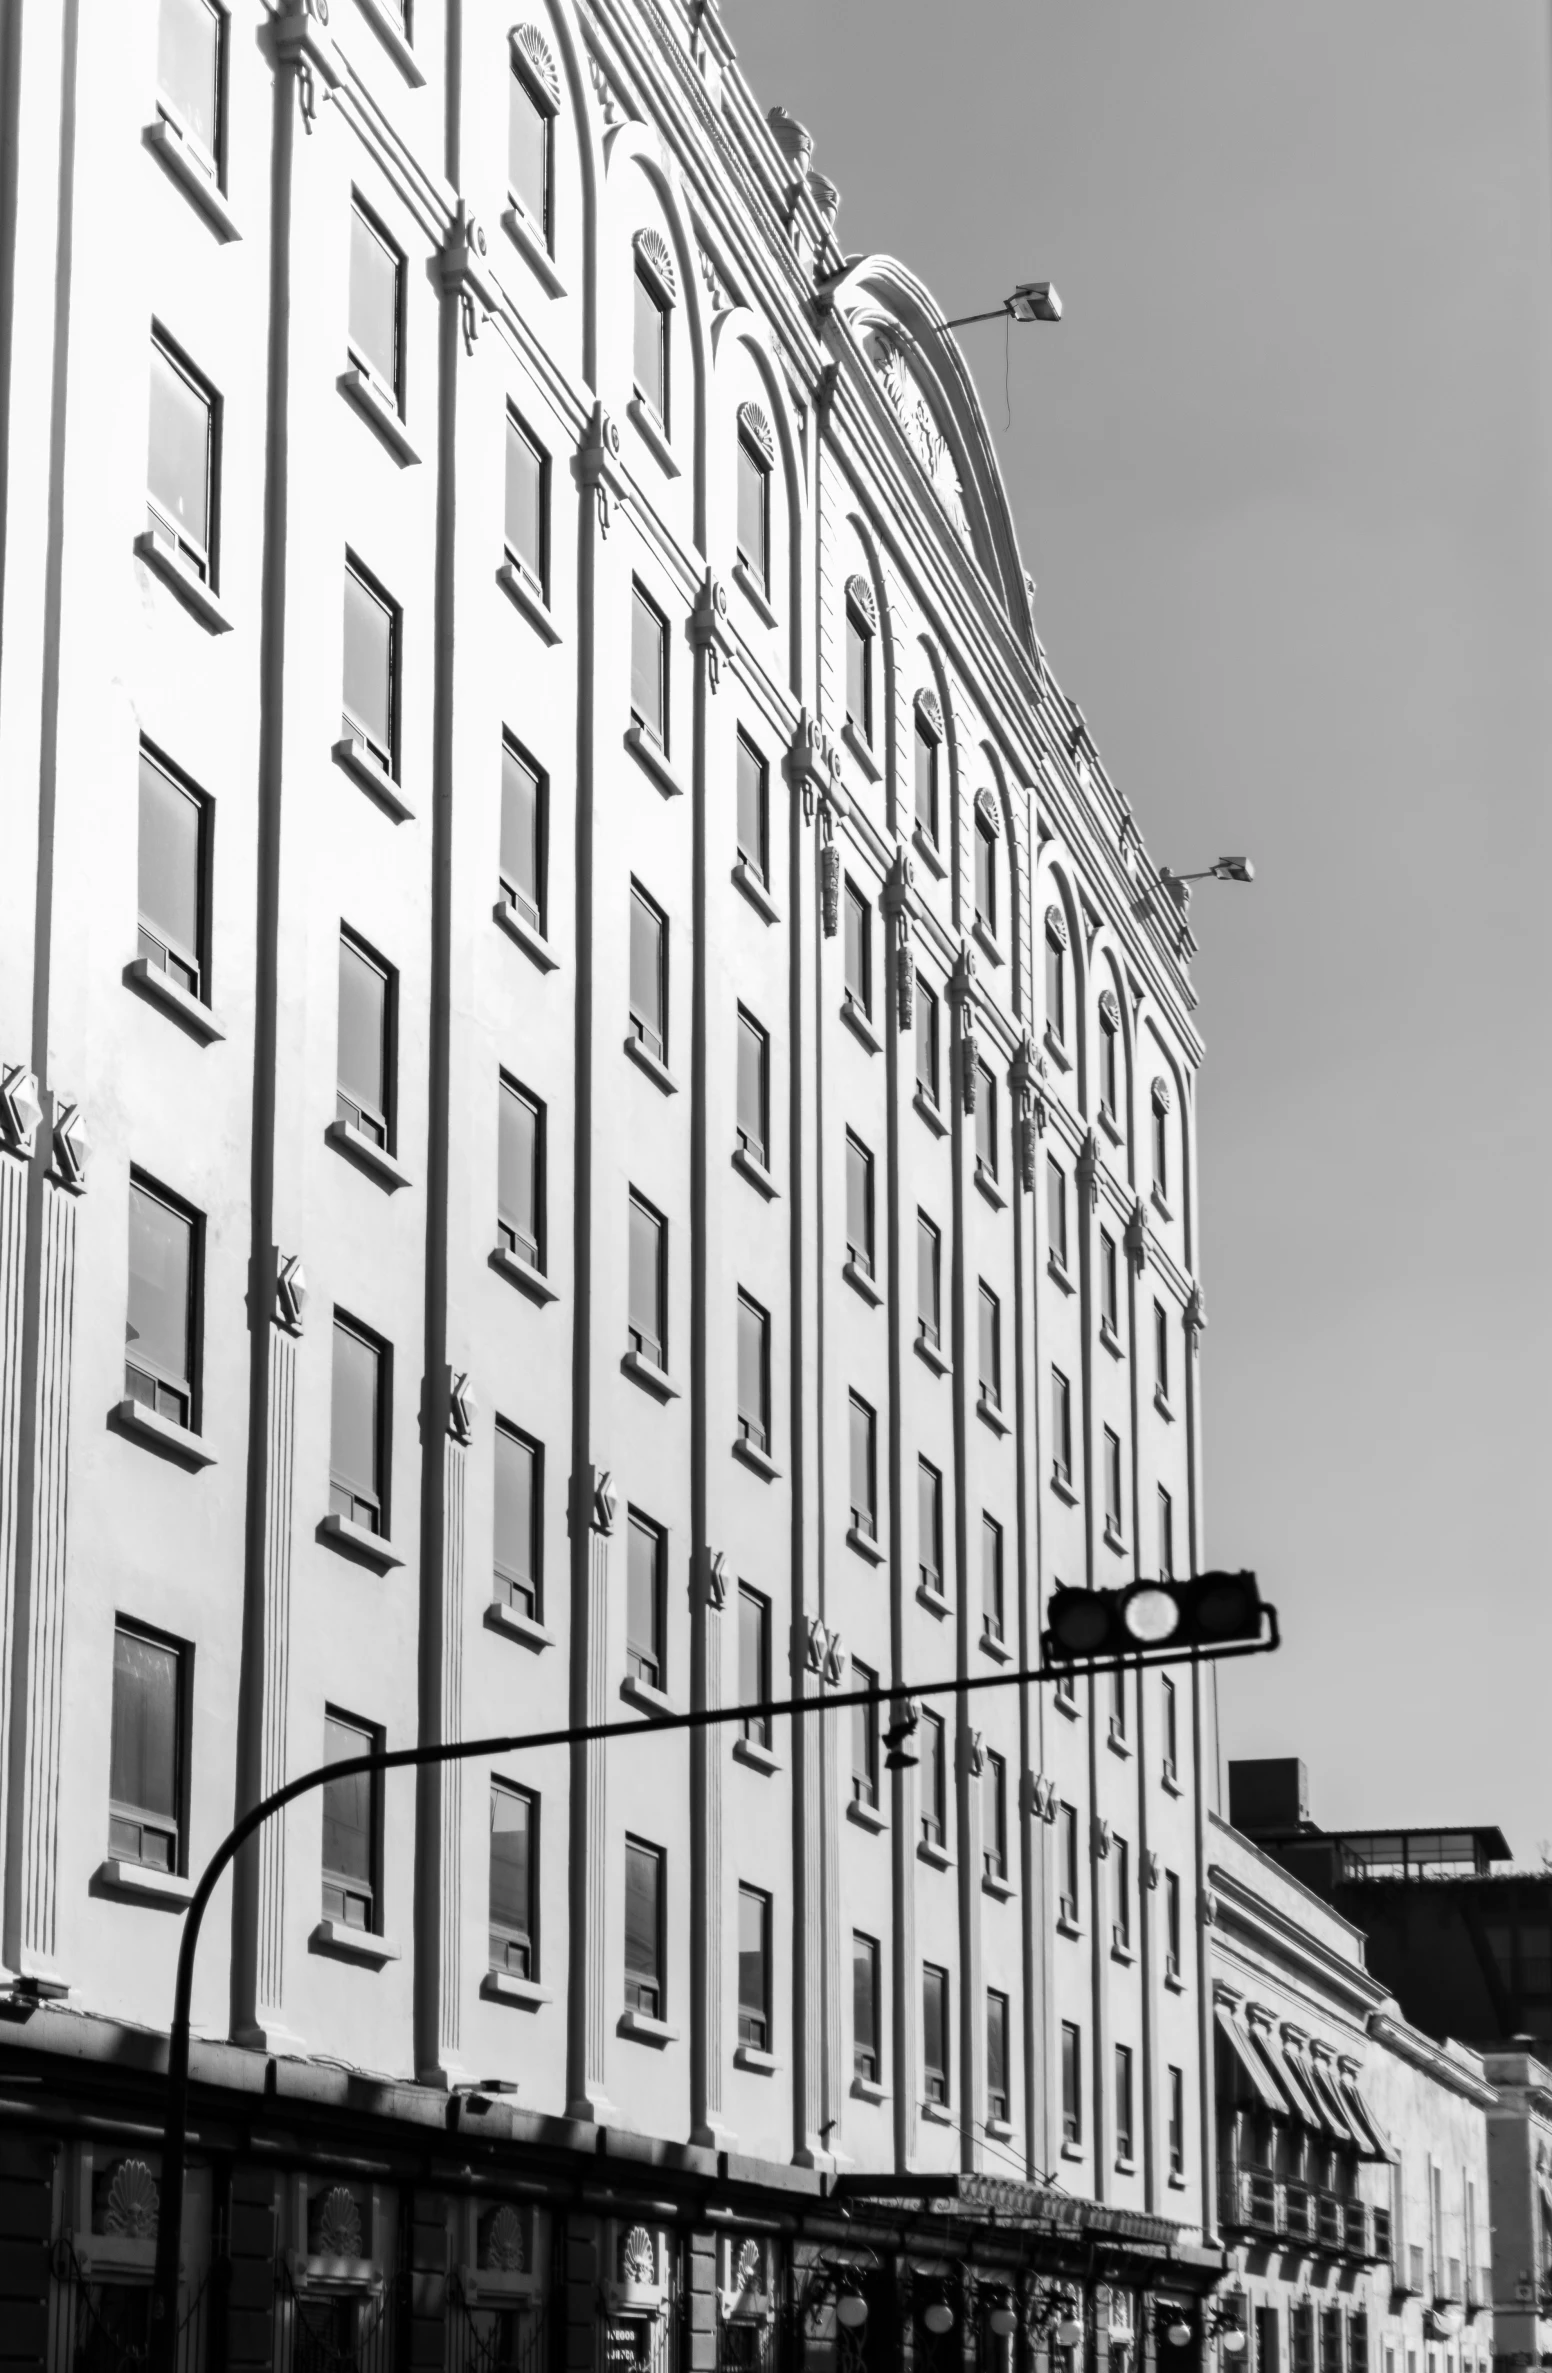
left=0, top=1062, right=43, bottom=1157
left=1124, top=1197, right=1149, bottom=1275
left=274, top=0, right=343, bottom=133
left=1045, top=902, right=1069, bottom=953
left=621, top=2225, right=657, bottom=2286
left=309, top=2184, right=365, bottom=2261
left=702, top=1547, right=728, bottom=1611
left=447, top=1367, right=476, bottom=1445
left=273, top=1250, right=308, bottom=1335
left=101, top=2157, right=159, bottom=2240
left=510, top=23, right=560, bottom=109
left=578, top=402, right=628, bottom=538
left=843, top=571, right=878, bottom=633
left=819, top=835, right=840, bottom=940
left=738, top=400, right=775, bottom=467
left=692, top=571, right=734, bottom=692
left=437, top=205, right=499, bottom=353
left=862, top=325, right=973, bottom=547
left=50, top=1095, right=90, bottom=1193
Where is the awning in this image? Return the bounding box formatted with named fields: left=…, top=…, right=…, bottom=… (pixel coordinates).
left=1271, top=2039, right=1337, bottom=2135
left=1337, top=2074, right=1391, bottom=2163
left=1216, top=2004, right=1291, bottom=2114
left=1307, top=2060, right=1371, bottom=2154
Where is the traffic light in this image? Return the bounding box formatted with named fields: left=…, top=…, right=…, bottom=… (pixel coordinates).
left=1043, top=1571, right=1264, bottom=1665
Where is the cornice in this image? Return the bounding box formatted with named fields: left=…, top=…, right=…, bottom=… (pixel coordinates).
left=1367, top=2014, right=1499, bottom=2110
left=1207, top=1858, right=1386, bottom=2023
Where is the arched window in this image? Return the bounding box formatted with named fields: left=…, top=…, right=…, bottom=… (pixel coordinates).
left=913, top=690, right=942, bottom=844
left=735, top=401, right=774, bottom=592
left=974, top=791, right=999, bottom=941
left=1098, top=989, right=1121, bottom=1121
left=1044, top=904, right=1068, bottom=1046
left=632, top=229, right=676, bottom=431
left=508, top=27, right=560, bottom=247
left=844, top=573, right=877, bottom=747
left=1151, top=1077, right=1172, bottom=1204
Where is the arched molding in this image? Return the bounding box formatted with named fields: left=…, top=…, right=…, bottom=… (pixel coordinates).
left=632, top=224, right=677, bottom=301
left=844, top=572, right=878, bottom=633
left=604, top=121, right=711, bottom=547
left=737, top=399, right=775, bottom=466
left=509, top=22, right=561, bottom=109
left=914, top=685, right=943, bottom=741
left=974, top=786, right=1001, bottom=836
left=711, top=307, right=809, bottom=694
left=1151, top=1075, right=1173, bottom=1115
left=521, top=0, right=604, bottom=385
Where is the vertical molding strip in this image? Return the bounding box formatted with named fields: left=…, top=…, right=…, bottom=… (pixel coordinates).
left=18, top=1177, right=76, bottom=1975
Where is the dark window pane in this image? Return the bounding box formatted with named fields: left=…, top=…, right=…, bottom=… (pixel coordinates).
left=975, top=820, right=996, bottom=932
left=1046, top=932, right=1065, bottom=1041
left=854, top=1933, right=879, bottom=2076
left=330, top=1321, right=381, bottom=1520
left=1116, top=2043, right=1134, bottom=2157
left=736, top=1012, right=766, bottom=1160
left=914, top=720, right=937, bottom=839
left=846, top=1136, right=872, bottom=1272
left=508, top=69, right=550, bottom=230
left=738, top=1887, right=769, bottom=2043
left=1105, top=1429, right=1123, bottom=1526
left=624, top=1839, right=662, bottom=2008
left=979, top=1286, right=1000, bottom=1401
left=494, top=1425, right=538, bottom=1615
left=848, top=1395, right=874, bottom=1533
left=498, top=1081, right=541, bottom=1264
left=489, top=1783, right=533, bottom=1968
left=1061, top=2021, right=1081, bottom=2140
left=844, top=885, right=869, bottom=1010
left=322, top=1713, right=374, bottom=1906
left=851, top=1663, right=877, bottom=1804
left=918, top=1461, right=941, bottom=1591
left=916, top=982, right=938, bottom=1098
left=1048, top=1160, right=1067, bottom=1269
left=1051, top=1369, right=1071, bottom=1474
left=736, top=438, right=768, bottom=583
left=349, top=203, right=400, bottom=398
left=1101, top=1020, right=1118, bottom=1113
left=923, top=1964, right=948, bottom=2099
left=126, top=1182, right=193, bottom=1405
left=627, top=1516, right=661, bottom=1684
left=736, top=735, right=766, bottom=876
left=629, top=886, right=664, bottom=1057
left=505, top=415, right=545, bottom=585
left=337, top=936, right=388, bottom=1138
left=500, top=742, right=543, bottom=927
left=631, top=585, right=666, bottom=742
left=148, top=340, right=211, bottom=566
left=987, top=1991, right=1009, bottom=2114
left=343, top=566, right=394, bottom=761
left=110, top=1628, right=180, bottom=1858
left=633, top=269, right=667, bottom=422
left=737, top=1296, right=768, bottom=1446
left=982, top=1517, right=1003, bottom=1639
left=739, top=1590, right=768, bottom=1743
left=137, top=751, right=202, bottom=991
left=846, top=612, right=870, bottom=739
left=628, top=1197, right=663, bottom=1362
left=158, top=0, right=222, bottom=159
left=1100, top=1233, right=1118, bottom=1330
left=917, top=1215, right=939, bottom=1343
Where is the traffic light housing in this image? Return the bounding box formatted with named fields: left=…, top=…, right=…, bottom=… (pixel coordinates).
left=1043, top=1571, right=1265, bottom=1666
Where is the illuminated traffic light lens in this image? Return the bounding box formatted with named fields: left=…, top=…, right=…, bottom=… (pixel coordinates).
left=1122, top=1586, right=1180, bottom=1645
left=1048, top=1593, right=1111, bottom=1655
left=1195, top=1575, right=1258, bottom=1639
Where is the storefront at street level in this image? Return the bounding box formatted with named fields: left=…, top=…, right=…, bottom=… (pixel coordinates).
left=0, top=2019, right=1225, bottom=2373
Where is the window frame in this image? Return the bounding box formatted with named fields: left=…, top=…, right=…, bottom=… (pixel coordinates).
left=627, top=1189, right=668, bottom=1370
left=1114, top=1833, right=1131, bottom=1951
left=1162, top=1676, right=1179, bottom=1783
left=147, top=323, right=219, bottom=585
left=736, top=1289, right=771, bottom=1454
left=329, top=1310, right=391, bottom=1536
left=845, top=598, right=874, bottom=745
left=920, top=1709, right=946, bottom=1848
left=347, top=191, right=405, bottom=413
left=974, top=810, right=997, bottom=938
left=984, top=1750, right=1008, bottom=1881
left=493, top=1418, right=542, bottom=1622
left=1104, top=1425, right=1124, bottom=1536
left=1059, top=1802, right=1080, bottom=1924
left=1158, top=1485, right=1175, bottom=1582
left=1045, top=925, right=1066, bottom=1045
left=1061, top=2019, right=1082, bottom=2144
left=915, top=975, right=940, bottom=1104
left=503, top=405, right=550, bottom=599
left=489, top=1776, right=538, bottom=1978
left=976, top=1065, right=998, bottom=1179
left=1168, top=2062, right=1186, bottom=2177
left=1165, top=1867, right=1182, bottom=1976
left=981, top=1512, right=1005, bottom=1645
left=623, top=1833, right=666, bottom=2017
left=336, top=925, right=396, bottom=1152
left=1115, top=2040, right=1135, bottom=2163
left=853, top=1929, right=881, bottom=2081
left=918, top=1457, right=944, bottom=1599
left=916, top=1210, right=942, bottom=1349
left=1154, top=1299, right=1171, bottom=1400
left=625, top=1509, right=666, bottom=1691
left=108, top=1616, right=190, bottom=1874
left=738, top=1585, right=771, bottom=1747
left=922, top=1962, right=950, bottom=2105
left=137, top=739, right=211, bottom=1003
left=321, top=1705, right=383, bottom=1932
left=125, top=1168, right=202, bottom=1431
left=737, top=1883, right=772, bottom=2049
left=735, top=729, right=769, bottom=883
left=342, top=550, right=400, bottom=777
left=507, top=45, right=555, bottom=244
left=914, top=710, right=939, bottom=844
left=736, top=1006, right=769, bottom=1167
left=851, top=1662, right=879, bottom=1808
left=632, top=259, right=671, bottom=431
left=628, top=877, right=668, bottom=1065
left=499, top=732, right=547, bottom=933
left=1100, top=1007, right=1120, bottom=1118
left=735, top=428, right=771, bottom=591
left=845, top=1131, right=875, bottom=1278
left=1099, top=1228, right=1119, bottom=1335
left=155, top=0, right=228, bottom=183
left=497, top=1072, right=545, bottom=1272
left=848, top=1391, right=877, bottom=1540
left=843, top=879, right=872, bottom=1018
left=978, top=1281, right=1002, bottom=1411
left=1047, top=1156, right=1069, bottom=1273
left=1051, top=1366, right=1073, bottom=1483
left=1152, top=1088, right=1170, bottom=1200
left=629, top=578, right=670, bottom=750
left=986, top=1987, right=1011, bottom=2123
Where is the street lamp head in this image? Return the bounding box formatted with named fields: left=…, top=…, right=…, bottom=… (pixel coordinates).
left=1008, top=281, right=1062, bottom=324
left=1212, top=856, right=1255, bottom=884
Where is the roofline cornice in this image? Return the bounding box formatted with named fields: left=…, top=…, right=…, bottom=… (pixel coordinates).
left=1207, top=1861, right=1387, bottom=2022
left=1367, top=2014, right=1499, bottom=2110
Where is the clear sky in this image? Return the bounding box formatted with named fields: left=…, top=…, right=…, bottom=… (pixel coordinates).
left=729, top=3, right=1552, bottom=1852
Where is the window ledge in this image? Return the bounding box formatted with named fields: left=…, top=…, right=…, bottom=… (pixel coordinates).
left=353, top=0, right=426, bottom=84
left=1043, top=1028, right=1072, bottom=1074
left=621, top=1676, right=675, bottom=1722
left=1098, top=1104, right=1125, bottom=1148
left=123, top=958, right=225, bottom=1044
left=917, top=1838, right=952, bottom=1872
left=317, top=1512, right=403, bottom=1573
left=489, top=1244, right=558, bottom=1305
left=732, top=1434, right=779, bottom=1482
left=1151, top=1186, right=1174, bottom=1223
left=1056, top=1914, right=1082, bottom=1940
left=621, top=1348, right=680, bottom=1402
left=311, top=1918, right=401, bottom=1967
left=1115, top=2155, right=1137, bottom=2176
left=624, top=1032, right=678, bottom=1095
left=734, top=2044, right=780, bottom=2075
left=914, top=1087, right=947, bottom=1138
left=846, top=1798, right=886, bottom=1834
left=627, top=394, right=681, bottom=478
left=497, top=558, right=562, bottom=645
left=1154, top=1388, right=1176, bottom=1423
left=326, top=1118, right=410, bottom=1193
left=1103, top=1520, right=1127, bottom=1555
left=732, top=1143, right=778, bottom=1200
left=618, top=2008, right=679, bottom=2046
left=916, top=1581, right=949, bottom=1620
left=483, top=1601, right=552, bottom=1653
left=338, top=363, right=420, bottom=465
left=732, top=1737, right=780, bottom=1776
left=1047, top=1255, right=1076, bottom=1297
left=977, top=1393, right=1009, bottom=1438
left=332, top=736, right=414, bottom=822
left=109, top=1397, right=215, bottom=1470
left=840, top=998, right=881, bottom=1056
left=501, top=202, right=565, bottom=296
left=1100, top=1318, right=1124, bottom=1360
left=974, top=1163, right=1007, bottom=1212
left=624, top=722, right=686, bottom=799
left=133, top=530, right=232, bottom=633
left=1107, top=1725, right=1132, bottom=1759
left=94, top=1857, right=194, bottom=1909
left=986, top=2118, right=1016, bottom=2144
left=1164, top=1970, right=1187, bottom=1995
left=979, top=1628, right=1012, bottom=1665
left=972, top=920, right=1003, bottom=969
left=914, top=1332, right=950, bottom=1378
left=143, top=118, right=240, bottom=238
left=1167, top=2172, right=1189, bottom=2191
left=982, top=1872, right=1015, bottom=1903
left=1111, top=1940, right=1136, bottom=1967
left=1060, top=2141, right=1085, bottom=2163
left=1053, top=1690, right=1081, bottom=1721
left=843, top=1254, right=882, bottom=1307
left=481, top=1970, right=550, bottom=2009
left=732, top=855, right=779, bottom=924
left=912, top=825, right=946, bottom=880
left=922, top=2098, right=955, bottom=2126
left=1161, top=1768, right=1183, bottom=1797
left=846, top=1523, right=884, bottom=1567
left=851, top=2076, right=888, bottom=2104
left=492, top=897, right=558, bottom=972
left=841, top=717, right=881, bottom=783
left=1049, top=1467, right=1079, bottom=1506
left=732, top=556, right=777, bottom=628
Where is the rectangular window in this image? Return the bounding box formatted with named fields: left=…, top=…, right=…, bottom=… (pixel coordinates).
left=918, top=1458, right=943, bottom=1598
left=1047, top=1157, right=1068, bottom=1271
left=499, top=736, right=546, bottom=931
left=330, top=1314, right=388, bottom=1534
left=504, top=410, right=548, bottom=594
left=849, top=1392, right=877, bottom=1539
left=1162, top=1676, right=1178, bottom=1781
left=736, top=433, right=770, bottom=589
left=624, top=1836, right=664, bottom=2015
left=920, top=1710, right=945, bottom=1847
left=626, top=1511, right=665, bottom=1689
left=633, top=263, right=669, bottom=426
left=845, top=601, right=873, bottom=742
left=1104, top=1426, right=1123, bottom=1535
left=844, top=880, right=871, bottom=1016
left=987, top=1989, right=1010, bottom=2122
left=630, top=581, right=668, bottom=747
left=981, top=1514, right=1004, bottom=1644
left=1100, top=1012, right=1118, bottom=1116
left=1321, top=2313, right=1343, bottom=2373
left=979, top=1283, right=1002, bottom=1410
left=736, top=1008, right=769, bottom=1166
left=923, top=1963, right=949, bottom=2103
left=851, top=1660, right=879, bottom=1808
left=508, top=53, right=553, bottom=237
left=1155, top=1300, right=1171, bottom=1399
left=976, top=1065, right=998, bottom=1177
left=853, top=1931, right=881, bottom=2080
left=157, top=0, right=224, bottom=173
left=917, top=1212, right=942, bottom=1349
left=494, top=1421, right=541, bottom=1621
left=975, top=815, right=997, bottom=936
left=737, top=1885, right=771, bottom=2047
left=1168, top=2063, right=1185, bottom=2176
left=845, top=1132, right=875, bottom=1277
left=628, top=880, right=667, bottom=1065
left=137, top=744, right=208, bottom=999
left=736, top=730, right=768, bottom=882
left=1059, top=1802, right=1080, bottom=1923
left=342, top=555, right=398, bottom=773
left=1110, top=1667, right=1127, bottom=1744
left=125, top=1172, right=199, bottom=1428
left=1158, top=1487, right=1175, bottom=1581
left=1100, top=1229, right=1119, bottom=1334
left=738, top=1587, right=770, bottom=1747
left=915, top=977, right=940, bottom=1102
left=109, top=1622, right=185, bottom=1872
left=1051, top=1367, right=1073, bottom=1483
left=148, top=329, right=216, bottom=581
left=497, top=1076, right=543, bottom=1269
left=348, top=196, right=403, bottom=407
left=1046, top=926, right=1066, bottom=1044
left=1114, top=1835, right=1131, bottom=1951
left=736, top=1292, right=770, bottom=1453
left=322, top=1708, right=379, bottom=1929
left=984, top=1750, right=1008, bottom=1881
left=1061, top=2020, right=1082, bottom=2143
left=1115, top=2042, right=1135, bottom=2162
left=1153, top=1095, right=1169, bottom=1199
left=489, top=1780, right=536, bottom=1976
left=914, top=713, right=939, bottom=842
left=337, top=928, right=393, bottom=1149
left=1165, top=1869, right=1181, bottom=1975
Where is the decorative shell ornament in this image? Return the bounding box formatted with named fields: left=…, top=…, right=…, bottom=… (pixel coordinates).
left=310, top=2184, right=365, bottom=2261
left=481, top=2204, right=528, bottom=2273
left=621, top=2225, right=657, bottom=2286
left=103, top=2158, right=160, bottom=2239
left=735, top=2239, right=762, bottom=2292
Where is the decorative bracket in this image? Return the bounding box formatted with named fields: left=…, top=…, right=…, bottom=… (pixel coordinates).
left=1143, top=1848, right=1161, bottom=1891
left=1076, top=1128, right=1100, bottom=1215
left=881, top=842, right=917, bottom=1033
left=804, top=1615, right=828, bottom=1677
left=272, top=1251, right=308, bottom=1336
left=273, top=0, right=343, bottom=131
left=783, top=708, right=844, bottom=827
left=823, top=1627, right=846, bottom=1686
left=570, top=1463, right=617, bottom=1537
left=1124, top=1196, right=1149, bottom=1275
left=701, top=1547, right=728, bottom=1611
left=690, top=572, right=734, bottom=692
left=1092, top=1816, right=1112, bottom=1860
left=49, top=1096, right=90, bottom=1194
left=961, top=1728, right=986, bottom=1779
left=577, top=402, right=629, bottom=539
left=0, top=1063, right=43, bottom=1157
left=446, top=1367, right=476, bottom=1446
left=437, top=204, right=499, bottom=353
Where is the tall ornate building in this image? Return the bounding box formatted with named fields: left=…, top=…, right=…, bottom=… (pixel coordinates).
left=0, top=0, right=1225, bottom=2364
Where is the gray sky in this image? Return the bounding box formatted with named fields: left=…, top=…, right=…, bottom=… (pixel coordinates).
left=730, top=3, right=1552, bottom=1854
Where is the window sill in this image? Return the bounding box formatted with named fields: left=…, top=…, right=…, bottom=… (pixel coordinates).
left=982, top=1872, right=1015, bottom=1903
left=1167, top=2172, right=1188, bottom=2191
left=732, top=1737, right=779, bottom=1776
left=846, top=1523, right=885, bottom=1567
left=1154, top=1388, right=1175, bottom=1423
left=841, top=717, right=881, bottom=783
left=1162, top=1767, right=1183, bottom=1797
left=1060, top=2141, right=1085, bottom=2163
left=317, top=1512, right=403, bottom=1573
left=1164, top=1969, right=1187, bottom=1995
left=481, top=1970, right=551, bottom=2009
left=326, top=1118, right=410, bottom=1193
left=1056, top=1914, right=1082, bottom=1941
left=1151, top=1186, right=1173, bottom=1223
left=497, top=558, right=562, bottom=645
left=977, top=1393, right=1009, bottom=1438
left=912, top=825, right=946, bottom=880
left=143, top=118, right=241, bottom=239
left=354, top=0, right=426, bottom=84
left=733, top=2044, right=779, bottom=2075
left=1100, top=1318, right=1124, bottom=1360
left=123, top=958, right=225, bottom=1044
left=974, top=1163, right=1006, bottom=1212
left=1107, top=1725, right=1131, bottom=1759
left=732, top=855, right=779, bottom=925
left=972, top=920, right=1003, bottom=969
left=1111, top=1939, right=1136, bottom=1967
left=133, top=530, right=232, bottom=633
left=311, top=1918, right=401, bottom=1968
left=624, top=1033, right=678, bottom=1095
left=914, top=1087, right=948, bottom=1138
left=732, top=1434, right=779, bottom=1482
left=1098, top=1104, right=1124, bottom=1148
left=109, top=1397, right=215, bottom=1470
left=917, top=1838, right=952, bottom=1872
left=1047, top=1255, right=1076, bottom=1297
left=1043, top=1028, right=1072, bottom=1074
left=732, top=557, right=778, bottom=629
left=1053, top=1690, right=1081, bottom=1721
left=339, top=362, right=420, bottom=466
left=979, top=1628, right=1012, bottom=1665
left=732, top=1144, right=778, bottom=1200
left=627, top=394, right=681, bottom=477
left=843, top=1254, right=881, bottom=1307
left=922, top=2098, right=955, bottom=2126
left=493, top=897, right=558, bottom=972
left=914, top=1332, right=950, bottom=1378
left=621, top=1348, right=680, bottom=1402
left=620, top=1674, right=675, bottom=1718
left=1103, top=1520, right=1127, bottom=1556
left=840, top=998, right=881, bottom=1056
left=851, top=2076, right=888, bottom=2104
left=625, top=722, right=686, bottom=800
left=1049, top=1467, right=1078, bottom=1505
left=1115, top=2155, right=1137, bottom=2176
left=916, top=1580, right=949, bottom=1620
left=489, top=1244, right=559, bottom=1305
left=332, top=735, right=414, bottom=822
left=94, top=1857, right=194, bottom=1909
left=501, top=202, right=565, bottom=297
left=986, top=2118, right=1016, bottom=2144
left=846, top=1798, right=886, bottom=1835
left=618, top=2007, right=679, bottom=2046
left=483, top=1601, right=553, bottom=1653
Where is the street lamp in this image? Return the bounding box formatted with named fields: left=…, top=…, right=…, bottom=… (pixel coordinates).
left=900, top=281, right=1064, bottom=345
left=1139, top=857, right=1255, bottom=927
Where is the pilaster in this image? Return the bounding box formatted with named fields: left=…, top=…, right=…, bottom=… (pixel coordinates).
left=566, top=1463, right=617, bottom=2123
left=0, top=1068, right=42, bottom=1952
